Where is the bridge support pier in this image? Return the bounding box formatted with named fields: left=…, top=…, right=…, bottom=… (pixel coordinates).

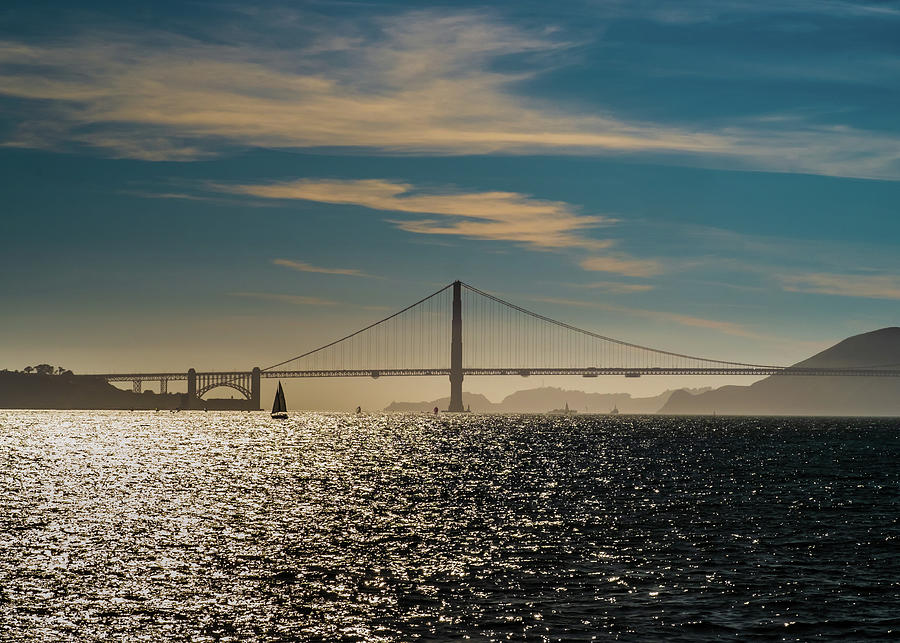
left=251, top=367, right=261, bottom=410
left=187, top=368, right=198, bottom=409
left=448, top=280, right=465, bottom=412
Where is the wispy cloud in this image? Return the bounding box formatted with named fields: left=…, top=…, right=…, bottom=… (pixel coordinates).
left=573, top=281, right=655, bottom=293
left=120, top=189, right=276, bottom=207
left=0, top=14, right=729, bottom=160
left=780, top=272, right=900, bottom=300
left=678, top=225, right=900, bottom=287
left=273, top=258, right=376, bottom=278
left=229, top=292, right=337, bottom=306
left=528, top=295, right=764, bottom=339
left=580, top=255, right=663, bottom=277
left=0, top=10, right=896, bottom=178
left=223, top=178, right=615, bottom=251
left=603, top=0, right=900, bottom=24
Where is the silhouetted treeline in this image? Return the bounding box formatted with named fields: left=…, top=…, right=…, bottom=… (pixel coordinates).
left=8, top=364, right=74, bottom=376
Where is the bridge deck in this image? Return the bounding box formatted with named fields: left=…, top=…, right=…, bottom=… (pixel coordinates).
left=94, top=367, right=900, bottom=382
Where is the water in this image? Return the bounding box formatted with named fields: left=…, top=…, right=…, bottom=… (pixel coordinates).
left=1, top=411, right=898, bottom=641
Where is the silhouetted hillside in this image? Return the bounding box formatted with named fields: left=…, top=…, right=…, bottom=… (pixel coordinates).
left=660, top=328, right=900, bottom=416
left=385, top=386, right=710, bottom=413
left=0, top=371, right=252, bottom=410
left=0, top=371, right=183, bottom=409
left=384, top=392, right=495, bottom=413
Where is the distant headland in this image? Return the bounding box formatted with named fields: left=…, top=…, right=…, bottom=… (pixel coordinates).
left=659, top=328, right=900, bottom=416
left=0, top=365, right=249, bottom=410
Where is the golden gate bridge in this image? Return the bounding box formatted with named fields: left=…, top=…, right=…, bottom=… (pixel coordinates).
left=93, top=281, right=900, bottom=410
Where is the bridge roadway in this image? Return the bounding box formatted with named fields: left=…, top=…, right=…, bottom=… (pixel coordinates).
left=96, top=366, right=900, bottom=382
left=91, top=365, right=900, bottom=409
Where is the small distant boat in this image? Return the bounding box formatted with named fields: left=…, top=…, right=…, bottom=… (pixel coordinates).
left=609, top=406, right=620, bottom=415
left=271, top=381, right=288, bottom=419
left=356, top=406, right=362, bottom=414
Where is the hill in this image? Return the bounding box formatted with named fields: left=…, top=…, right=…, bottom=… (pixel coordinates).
left=0, top=371, right=184, bottom=409
left=659, top=327, right=900, bottom=416
left=384, top=386, right=711, bottom=413
left=0, top=371, right=253, bottom=410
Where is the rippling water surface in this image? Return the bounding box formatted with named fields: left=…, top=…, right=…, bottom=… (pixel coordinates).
left=1, top=411, right=898, bottom=641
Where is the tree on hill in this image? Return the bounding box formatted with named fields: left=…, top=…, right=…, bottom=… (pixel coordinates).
left=21, top=364, right=71, bottom=376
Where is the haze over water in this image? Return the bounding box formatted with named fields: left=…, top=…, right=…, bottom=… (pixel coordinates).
left=2, top=411, right=898, bottom=641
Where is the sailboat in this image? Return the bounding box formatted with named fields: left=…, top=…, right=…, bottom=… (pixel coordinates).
left=271, top=381, right=288, bottom=419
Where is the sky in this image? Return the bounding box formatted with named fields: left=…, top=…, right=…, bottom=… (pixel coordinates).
left=1, top=0, right=899, bottom=409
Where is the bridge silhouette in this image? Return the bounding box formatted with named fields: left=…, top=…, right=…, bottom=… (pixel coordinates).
left=94, top=281, right=900, bottom=410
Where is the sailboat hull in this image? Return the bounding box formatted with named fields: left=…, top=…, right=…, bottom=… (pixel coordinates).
left=271, top=412, right=288, bottom=419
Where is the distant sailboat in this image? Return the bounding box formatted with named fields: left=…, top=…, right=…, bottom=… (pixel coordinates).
left=271, top=381, right=288, bottom=419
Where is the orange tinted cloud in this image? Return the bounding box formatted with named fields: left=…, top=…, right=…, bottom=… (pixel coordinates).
left=225, top=178, right=615, bottom=251
left=0, top=12, right=896, bottom=178
left=579, top=255, right=663, bottom=278
left=273, top=259, right=375, bottom=278
left=0, top=13, right=732, bottom=161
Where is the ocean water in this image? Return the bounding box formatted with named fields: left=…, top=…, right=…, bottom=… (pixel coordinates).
left=1, top=411, right=898, bottom=641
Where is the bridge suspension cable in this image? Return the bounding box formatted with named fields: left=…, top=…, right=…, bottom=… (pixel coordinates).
left=262, top=282, right=454, bottom=372
left=459, top=282, right=777, bottom=370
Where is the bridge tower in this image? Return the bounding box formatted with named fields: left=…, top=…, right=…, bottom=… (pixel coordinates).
left=448, top=280, right=465, bottom=412
left=251, top=367, right=261, bottom=410
left=187, top=368, right=198, bottom=409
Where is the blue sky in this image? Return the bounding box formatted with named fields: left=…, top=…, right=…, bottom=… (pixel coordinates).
left=2, top=0, right=899, bottom=407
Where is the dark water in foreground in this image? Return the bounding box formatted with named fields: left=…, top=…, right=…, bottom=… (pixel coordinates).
left=1, top=412, right=898, bottom=641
